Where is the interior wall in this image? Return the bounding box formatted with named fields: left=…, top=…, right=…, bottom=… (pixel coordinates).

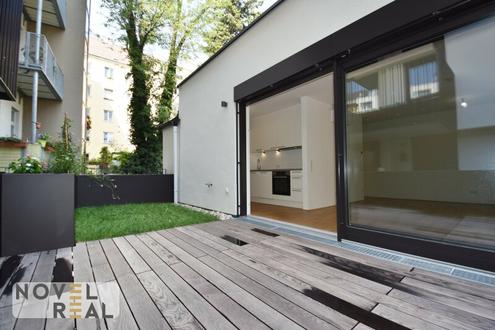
left=301, top=96, right=336, bottom=210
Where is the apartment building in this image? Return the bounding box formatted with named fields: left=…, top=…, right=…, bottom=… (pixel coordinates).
left=0, top=0, right=87, bottom=167
left=85, top=36, right=133, bottom=160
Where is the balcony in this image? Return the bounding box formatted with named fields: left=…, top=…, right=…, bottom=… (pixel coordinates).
left=17, top=32, right=64, bottom=100
left=23, top=0, right=67, bottom=29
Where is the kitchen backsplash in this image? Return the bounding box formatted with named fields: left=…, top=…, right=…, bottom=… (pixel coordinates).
left=250, top=148, right=302, bottom=170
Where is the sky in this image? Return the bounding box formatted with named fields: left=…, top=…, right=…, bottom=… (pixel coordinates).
left=89, top=0, right=279, bottom=74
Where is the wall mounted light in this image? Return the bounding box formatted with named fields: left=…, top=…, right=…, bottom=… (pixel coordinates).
left=460, top=98, right=468, bottom=109
left=221, top=101, right=228, bottom=108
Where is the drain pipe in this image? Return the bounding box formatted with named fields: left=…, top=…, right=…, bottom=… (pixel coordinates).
left=173, top=125, right=179, bottom=204
left=31, top=0, right=43, bottom=143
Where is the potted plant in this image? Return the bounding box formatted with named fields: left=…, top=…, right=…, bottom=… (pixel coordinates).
left=37, top=133, right=51, bottom=149
left=8, top=156, right=44, bottom=173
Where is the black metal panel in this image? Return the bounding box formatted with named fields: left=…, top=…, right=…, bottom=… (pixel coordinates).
left=0, top=174, right=75, bottom=257
left=234, top=0, right=480, bottom=101
left=238, top=104, right=247, bottom=216
left=76, top=175, right=174, bottom=208
left=0, top=0, right=23, bottom=101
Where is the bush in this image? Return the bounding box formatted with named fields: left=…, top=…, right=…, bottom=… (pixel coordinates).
left=48, top=114, right=87, bottom=174
left=8, top=156, right=44, bottom=173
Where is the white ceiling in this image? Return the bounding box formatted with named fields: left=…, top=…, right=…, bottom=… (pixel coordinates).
left=249, top=74, right=333, bottom=117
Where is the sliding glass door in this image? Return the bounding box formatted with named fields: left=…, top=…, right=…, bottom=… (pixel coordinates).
left=344, top=15, right=495, bottom=253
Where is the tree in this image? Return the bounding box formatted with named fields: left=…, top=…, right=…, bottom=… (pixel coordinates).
left=102, top=0, right=168, bottom=173
left=202, top=0, right=262, bottom=56
left=158, top=0, right=223, bottom=122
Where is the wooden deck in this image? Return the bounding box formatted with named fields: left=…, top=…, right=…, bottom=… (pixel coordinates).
left=1, top=220, right=495, bottom=329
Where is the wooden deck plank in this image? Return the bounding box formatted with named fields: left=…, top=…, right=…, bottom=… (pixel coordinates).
left=45, top=248, right=76, bottom=330
left=112, top=237, right=150, bottom=274
left=371, top=304, right=444, bottom=330
left=158, top=230, right=206, bottom=258
left=86, top=240, right=114, bottom=283
left=230, top=244, right=376, bottom=310
left=123, top=235, right=205, bottom=329
left=148, top=231, right=304, bottom=330
left=0, top=252, right=40, bottom=308
left=100, top=238, right=170, bottom=330
left=171, top=262, right=269, bottom=330
left=85, top=241, right=139, bottom=330
left=136, top=233, right=180, bottom=265
left=257, top=239, right=392, bottom=294
left=73, top=243, right=107, bottom=330
left=202, top=246, right=358, bottom=329
left=184, top=225, right=234, bottom=249
left=400, top=276, right=495, bottom=320
left=198, top=254, right=338, bottom=330
left=14, top=250, right=56, bottom=330
left=140, top=233, right=237, bottom=330
left=176, top=226, right=230, bottom=251
left=137, top=270, right=204, bottom=330
left=388, top=289, right=495, bottom=330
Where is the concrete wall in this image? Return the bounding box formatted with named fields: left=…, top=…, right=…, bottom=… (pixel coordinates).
left=22, top=0, right=87, bottom=145
left=178, top=0, right=393, bottom=214
left=301, top=96, right=335, bottom=210
left=163, top=126, right=174, bottom=174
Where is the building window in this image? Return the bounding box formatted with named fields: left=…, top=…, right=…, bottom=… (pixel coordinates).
left=104, top=88, right=113, bottom=100
left=103, top=132, right=113, bottom=144
left=104, top=110, right=113, bottom=122
left=344, top=15, right=495, bottom=251
left=85, top=107, right=90, bottom=116
left=104, top=66, right=114, bottom=79
left=11, top=108, right=20, bottom=138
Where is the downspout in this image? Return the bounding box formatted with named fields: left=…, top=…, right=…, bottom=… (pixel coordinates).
left=173, top=125, right=179, bottom=204
left=31, top=0, right=43, bottom=143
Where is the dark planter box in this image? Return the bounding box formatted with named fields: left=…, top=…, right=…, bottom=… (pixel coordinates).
left=76, top=174, right=174, bottom=208
left=0, top=174, right=75, bottom=257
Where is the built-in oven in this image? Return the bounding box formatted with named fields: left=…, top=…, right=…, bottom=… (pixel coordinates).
left=272, top=171, right=291, bottom=196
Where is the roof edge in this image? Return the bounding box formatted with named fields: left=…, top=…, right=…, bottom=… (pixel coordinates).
left=158, top=115, right=180, bottom=130
left=177, top=0, right=286, bottom=88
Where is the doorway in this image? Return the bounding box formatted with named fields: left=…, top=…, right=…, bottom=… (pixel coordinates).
left=245, top=74, right=337, bottom=232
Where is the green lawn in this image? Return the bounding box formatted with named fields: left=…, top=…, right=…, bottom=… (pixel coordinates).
left=75, top=203, right=218, bottom=242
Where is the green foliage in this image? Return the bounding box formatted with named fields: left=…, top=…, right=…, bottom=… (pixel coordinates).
left=102, top=0, right=166, bottom=174
left=202, top=0, right=262, bottom=55
left=158, top=0, right=225, bottom=122
left=99, top=147, right=113, bottom=168
left=48, top=114, right=87, bottom=174
left=8, top=156, right=44, bottom=174
left=76, top=203, right=218, bottom=241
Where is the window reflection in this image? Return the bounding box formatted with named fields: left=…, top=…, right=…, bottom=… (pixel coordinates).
left=345, top=16, right=495, bottom=250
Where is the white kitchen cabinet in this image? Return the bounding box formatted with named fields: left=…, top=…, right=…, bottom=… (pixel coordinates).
left=250, top=104, right=302, bottom=152
left=250, top=171, right=272, bottom=198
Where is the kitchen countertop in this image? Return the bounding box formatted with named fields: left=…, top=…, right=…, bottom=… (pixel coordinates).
left=250, top=168, right=302, bottom=172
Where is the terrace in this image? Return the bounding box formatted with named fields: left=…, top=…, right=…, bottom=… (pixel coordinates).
left=1, top=219, right=495, bottom=329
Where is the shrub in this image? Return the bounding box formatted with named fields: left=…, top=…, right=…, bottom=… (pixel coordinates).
left=8, top=156, right=44, bottom=173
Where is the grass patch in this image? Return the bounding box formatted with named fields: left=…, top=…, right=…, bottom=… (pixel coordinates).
left=75, top=203, right=218, bottom=242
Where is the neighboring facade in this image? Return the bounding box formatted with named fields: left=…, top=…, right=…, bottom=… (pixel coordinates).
left=85, top=36, right=133, bottom=160
left=170, top=0, right=495, bottom=271
left=0, top=0, right=87, bottom=167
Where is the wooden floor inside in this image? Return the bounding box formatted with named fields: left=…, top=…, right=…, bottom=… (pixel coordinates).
left=2, top=220, right=495, bottom=329
left=251, top=202, right=337, bottom=232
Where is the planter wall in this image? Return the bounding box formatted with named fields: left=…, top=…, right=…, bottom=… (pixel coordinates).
left=0, top=174, right=75, bottom=257
left=76, top=174, right=174, bottom=208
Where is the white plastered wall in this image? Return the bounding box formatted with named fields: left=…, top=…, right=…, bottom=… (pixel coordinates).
left=178, top=0, right=394, bottom=214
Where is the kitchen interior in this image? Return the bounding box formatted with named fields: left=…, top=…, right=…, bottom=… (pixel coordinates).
left=248, top=74, right=337, bottom=232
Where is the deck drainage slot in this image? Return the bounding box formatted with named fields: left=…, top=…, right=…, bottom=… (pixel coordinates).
left=251, top=228, right=279, bottom=237
left=221, top=235, right=248, bottom=246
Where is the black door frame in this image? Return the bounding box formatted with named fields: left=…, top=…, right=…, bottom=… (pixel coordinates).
left=235, top=0, right=495, bottom=271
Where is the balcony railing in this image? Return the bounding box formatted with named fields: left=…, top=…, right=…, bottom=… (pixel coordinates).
left=18, top=32, right=64, bottom=100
